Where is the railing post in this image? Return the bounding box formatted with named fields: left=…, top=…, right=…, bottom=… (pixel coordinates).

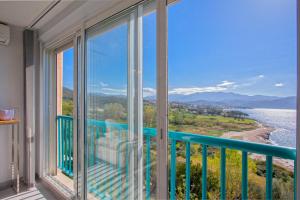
left=66, top=119, right=69, bottom=173
left=118, top=128, right=122, bottom=200
left=220, top=148, right=226, bottom=200
left=266, top=155, right=273, bottom=200
left=202, top=145, right=207, bottom=200
left=90, top=128, right=94, bottom=167
left=70, top=119, right=73, bottom=175
left=125, top=138, right=129, bottom=199
left=186, top=142, right=191, bottom=200
left=93, top=126, right=97, bottom=167
left=146, top=135, right=151, bottom=200
left=57, top=117, right=61, bottom=168
left=242, top=151, right=248, bottom=200
left=170, top=139, right=176, bottom=200
left=63, top=118, right=66, bottom=171
left=294, top=160, right=297, bottom=200
left=68, top=119, right=71, bottom=174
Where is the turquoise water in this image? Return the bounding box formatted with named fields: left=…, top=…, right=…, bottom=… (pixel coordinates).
left=240, top=108, right=296, bottom=148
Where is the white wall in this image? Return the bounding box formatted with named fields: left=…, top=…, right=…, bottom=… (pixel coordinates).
left=0, top=25, right=24, bottom=185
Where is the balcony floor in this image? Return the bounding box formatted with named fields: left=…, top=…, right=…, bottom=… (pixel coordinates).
left=0, top=180, right=59, bottom=200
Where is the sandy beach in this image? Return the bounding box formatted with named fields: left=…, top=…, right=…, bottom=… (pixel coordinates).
left=222, top=122, right=273, bottom=144
left=222, top=122, right=294, bottom=172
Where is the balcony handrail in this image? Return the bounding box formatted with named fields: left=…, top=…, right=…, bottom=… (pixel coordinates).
left=56, top=115, right=297, bottom=161
left=168, top=131, right=296, bottom=160
left=83, top=117, right=297, bottom=160
left=56, top=115, right=297, bottom=200
left=57, top=115, right=73, bottom=120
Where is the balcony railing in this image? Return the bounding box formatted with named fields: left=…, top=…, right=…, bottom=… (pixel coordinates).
left=57, top=115, right=296, bottom=200
left=57, top=115, right=73, bottom=176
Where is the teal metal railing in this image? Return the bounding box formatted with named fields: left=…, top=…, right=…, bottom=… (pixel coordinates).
left=168, top=131, right=296, bottom=200
left=57, top=115, right=73, bottom=176
left=57, top=115, right=297, bottom=200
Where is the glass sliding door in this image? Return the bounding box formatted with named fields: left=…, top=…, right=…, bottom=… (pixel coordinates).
left=142, top=1, right=157, bottom=199
left=85, top=9, right=142, bottom=200
left=84, top=2, right=159, bottom=199
left=167, top=0, right=297, bottom=199
left=48, top=45, right=77, bottom=197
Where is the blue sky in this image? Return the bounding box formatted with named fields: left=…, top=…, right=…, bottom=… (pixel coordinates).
left=63, top=0, right=297, bottom=97
left=63, top=48, right=73, bottom=89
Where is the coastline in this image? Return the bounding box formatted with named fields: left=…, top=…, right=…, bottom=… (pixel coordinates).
left=222, top=122, right=273, bottom=144
left=222, top=122, right=294, bottom=172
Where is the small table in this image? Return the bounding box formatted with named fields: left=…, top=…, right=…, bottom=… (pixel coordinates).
left=0, top=120, right=20, bottom=193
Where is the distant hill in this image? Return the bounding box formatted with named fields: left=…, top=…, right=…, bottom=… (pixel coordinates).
left=63, top=87, right=128, bottom=108
left=63, top=87, right=73, bottom=100
left=168, top=92, right=296, bottom=109
left=64, top=88, right=296, bottom=109
left=168, top=92, right=278, bottom=102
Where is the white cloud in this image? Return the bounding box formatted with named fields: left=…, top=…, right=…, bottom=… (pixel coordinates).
left=88, top=82, right=108, bottom=89
left=88, top=86, right=157, bottom=96
left=143, top=88, right=156, bottom=97
left=100, top=82, right=108, bottom=87
left=217, top=80, right=235, bottom=87
left=238, top=74, right=265, bottom=88
left=90, top=75, right=268, bottom=97
left=275, top=83, right=284, bottom=87
left=169, top=87, right=227, bottom=95
left=258, top=74, right=264, bottom=78
left=169, top=80, right=236, bottom=95
left=100, top=88, right=126, bottom=95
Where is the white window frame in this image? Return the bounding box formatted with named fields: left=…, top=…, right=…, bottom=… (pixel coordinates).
left=39, top=36, right=79, bottom=199
left=156, top=0, right=168, bottom=199
left=83, top=5, right=145, bottom=199
left=39, top=0, right=300, bottom=199
left=296, top=0, right=300, bottom=198
left=39, top=0, right=169, bottom=199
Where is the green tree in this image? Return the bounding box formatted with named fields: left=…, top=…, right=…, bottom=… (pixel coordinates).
left=62, top=99, right=73, bottom=116
left=172, top=110, right=184, bottom=125
left=144, top=104, right=156, bottom=127
left=103, top=103, right=126, bottom=120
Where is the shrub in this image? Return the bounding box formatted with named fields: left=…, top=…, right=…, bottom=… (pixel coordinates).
left=273, top=178, right=294, bottom=200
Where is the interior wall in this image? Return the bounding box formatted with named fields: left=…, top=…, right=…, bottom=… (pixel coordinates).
left=0, top=25, right=24, bottom=185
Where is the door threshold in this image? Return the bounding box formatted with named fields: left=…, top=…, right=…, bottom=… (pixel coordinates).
left=40, top=176, right=76, bottom=200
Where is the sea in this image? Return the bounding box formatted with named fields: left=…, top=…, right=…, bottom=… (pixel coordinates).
left=239, top=108, right=296, bottom=148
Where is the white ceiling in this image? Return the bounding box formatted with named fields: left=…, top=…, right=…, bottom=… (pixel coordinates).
left=0, top=1, right=55, bottom=28
left=0, top=0, right=130, bottom=29
left=0, top=0, right=144, bottom=42
left=38, top=0, right=135, bottom=42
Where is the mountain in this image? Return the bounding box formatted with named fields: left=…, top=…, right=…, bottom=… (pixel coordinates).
left=168, top=92, right=296, bottom=109
left=236, top=96, right=296, bottom=109
left=169, top=92, right=279, bottom=102
left=64, top=87, right=296, bottom=109
left=63, top=87, right=73, bottom=100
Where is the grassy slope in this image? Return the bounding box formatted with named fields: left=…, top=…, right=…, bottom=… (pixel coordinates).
left=169, top=114, right=257, bottom=137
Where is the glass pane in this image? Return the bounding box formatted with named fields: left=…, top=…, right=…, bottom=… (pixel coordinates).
left=143, top=2, right=157, bottom=199
left=85, top=2, right=157, bottom=199
left=55, top=47, right=75, bottom=192
left=86, top=18, right=130, bottom=200
left=168, top=0, right=296, bottom=199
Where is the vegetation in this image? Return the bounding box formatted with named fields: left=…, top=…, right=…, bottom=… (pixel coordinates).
left=156, top=102, right=256, bottom=136
left=142, top=102, right=294, bottom=199
left=60, top=92, right=294, bottom=200
left=168, top=147, right=294, bottom=199
left=62, top=99, right=73, bottom=116
left=61, top=87, right=74, bottom=116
